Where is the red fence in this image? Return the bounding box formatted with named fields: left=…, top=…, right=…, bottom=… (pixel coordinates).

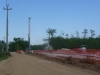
left=16, top=49, right=100, bottom=58
left=17, top=50, right=23, bottom=54
left=16, top=49, right=100, bottom=64
left=28, top=50, right=34, bottom=53
left=33, top=49, right=100, bottom=64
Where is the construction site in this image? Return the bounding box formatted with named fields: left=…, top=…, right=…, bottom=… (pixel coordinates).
left=0, top=0, right=100, bottom=75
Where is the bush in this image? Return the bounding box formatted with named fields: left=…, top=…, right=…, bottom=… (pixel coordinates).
left=6, top=52, right=11, bottom=56
left=0, top=52, right=11, bottom=61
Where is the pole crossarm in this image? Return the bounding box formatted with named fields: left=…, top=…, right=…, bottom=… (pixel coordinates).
left=3, top=4, right=12, bottom=10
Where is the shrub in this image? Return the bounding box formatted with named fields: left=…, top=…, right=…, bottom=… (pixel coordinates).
left=6, top=52, right=11, bottom=56
left=0, top=52, right=11, bottom=61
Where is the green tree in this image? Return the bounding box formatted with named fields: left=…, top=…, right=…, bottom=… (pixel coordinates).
left=0, top=43, right=3, bottom=51
left=9, top=38, right=28, bottom=52
left=46, top=28, right=56, bottom=45
left=0, top=40, right=5, bottom=52
left=70, top=34, right=74, bottom=38
left=82, top=29, right=88, bottom=38
left=44, top=29, right=100, bottom=50
left=90, top=29, right=95, bottom=38
left=46, top=28, right=56, bottom=38
left=65, top=34, right=69, bottom=38
left=76, top=31, right=79, bottom=38
left=97, top=35, right=100, bottom=38
left=31, top=44, right=46, bottom=50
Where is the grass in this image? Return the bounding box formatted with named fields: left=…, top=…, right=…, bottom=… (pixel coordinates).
left=0, top=52, right=11, bottom=61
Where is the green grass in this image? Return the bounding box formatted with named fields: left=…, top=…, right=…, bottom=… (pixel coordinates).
left=0, top=52, right=11, bottom=61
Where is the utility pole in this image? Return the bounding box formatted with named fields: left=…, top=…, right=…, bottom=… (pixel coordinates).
left=3, top=4, right=12, bottom=52
left=28, top=17, right=31, bottom=50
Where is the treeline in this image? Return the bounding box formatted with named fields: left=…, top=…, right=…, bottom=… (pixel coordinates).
left=31, top=44, right=46, bottom=50
left=0, top=38, right=46, bottom=52
left=49, top=36, right=100, bottom=49
left=9, top=38, right=28, bottom=52
left=0, top=38, right=28, bottom=52
left=45, top=28, right=100, bottom=50
left=0, top=28, right=100, bottom=52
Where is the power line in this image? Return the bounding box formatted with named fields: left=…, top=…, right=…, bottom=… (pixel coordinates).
left=6, top=0, right=7, bottom=4
left=8, top=0, right=12, bottom=4
left=11, top=0, right=18, bottom=8
left=6, top=0, right=10, bottom=4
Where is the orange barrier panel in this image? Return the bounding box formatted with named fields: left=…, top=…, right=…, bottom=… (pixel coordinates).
left=28, top=50, right=34, bottom=53
left=33, top=49, right=100, bottom=64
left=17, top=50, right=23, bottom=54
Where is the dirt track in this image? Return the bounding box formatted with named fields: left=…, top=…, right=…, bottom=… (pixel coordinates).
left=0, top=52, right=99, bottom=75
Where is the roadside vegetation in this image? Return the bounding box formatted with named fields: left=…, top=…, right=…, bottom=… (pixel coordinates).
left=0, top=52, right=11, bottom=61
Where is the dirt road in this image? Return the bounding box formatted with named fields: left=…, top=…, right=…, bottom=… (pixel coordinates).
left=0, top=52, right=99, bottom=75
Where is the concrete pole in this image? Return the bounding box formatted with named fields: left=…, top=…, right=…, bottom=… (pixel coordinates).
left=28, top=17, right=31, bottom=50
left=3, top=4, right=12, bottom=52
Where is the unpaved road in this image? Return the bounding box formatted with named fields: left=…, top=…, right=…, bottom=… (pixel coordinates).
left=0, top=52, right=99, bottom=75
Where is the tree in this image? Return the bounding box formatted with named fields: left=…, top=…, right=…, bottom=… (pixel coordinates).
left=61, top=31, right=65, bottom=37
left=15, top=44, right=20, bottom=50
left=70, top=34, right=74, bottom=38
left=0, top=40, right=5, bottom=52
left=9, top=42, right=16, bottom=52
left=49, top=36, right=66, bottom=49
left=97, top=35, right=100, bottom=38
left=65, top=34, right=69, bottom=39
left=31, top=44, right=46, bottom=50
left=46, top=28, right=56, bottom=45
left=44, top=29, right=100, bottom=50
left=0, top=43, right=3, bottom=51
left=9, top=37, right=28, bottom=52
left=90, top=29, right=95, bottom=38
left=76, top=31, right=79, bottom=38
left=46, top=28, right=56, bottom=38
left=82, top=29, right=88, bottom=38
left=43, top=38, right=49, bottom=45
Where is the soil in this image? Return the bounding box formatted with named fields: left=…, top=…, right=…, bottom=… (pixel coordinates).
left=0, top=52, right=99, bottom=75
